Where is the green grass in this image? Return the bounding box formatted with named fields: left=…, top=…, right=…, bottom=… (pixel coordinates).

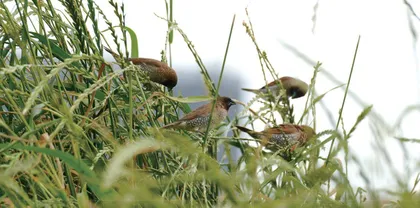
left=0, top=1, right=419, bottom=207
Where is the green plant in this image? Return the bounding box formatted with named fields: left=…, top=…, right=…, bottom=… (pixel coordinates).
left=0, top=1, right=418, bottom=208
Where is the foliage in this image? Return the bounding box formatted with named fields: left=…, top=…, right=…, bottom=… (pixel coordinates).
left=0, top=0, right=418, bottom=207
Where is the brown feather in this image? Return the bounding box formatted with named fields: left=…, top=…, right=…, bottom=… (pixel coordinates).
left=262, top=124, right=300, bottom=135
left=162, top=96, right=236, bottom=132
left=236, top=124, right=315, bottom=151
left=104, top=47, right=178, bottom=88
left=263, top=76, right=294, bottom=88
left=235, top=126, right=263, bottom=138
left=242, top=76, right=308, bottom=99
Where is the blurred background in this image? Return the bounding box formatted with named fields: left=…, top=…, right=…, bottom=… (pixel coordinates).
left=99, top=0, right=420, bottom=199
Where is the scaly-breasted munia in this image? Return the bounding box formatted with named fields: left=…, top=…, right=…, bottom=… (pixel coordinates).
left=242, top=76, right=308, bottom=100
left=162, top=96, right=236, bottom=132
left=236, top=124, right=315, bottom=151
left=104, top=47, right=178, bottom=89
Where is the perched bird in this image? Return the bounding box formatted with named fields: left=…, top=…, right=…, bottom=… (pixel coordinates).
left=162, top=96, right=236, bottom=132
left=104, top=47, right=178, bottom=89
left=242, top=76, right=308, bottom=99
left=236, top=124, right=315, bottom=151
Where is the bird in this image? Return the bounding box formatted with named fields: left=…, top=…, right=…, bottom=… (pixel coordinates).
left=235, top=124, right=315, bottom=152
left=161, top=96, right=236, bottom=132
left=104, top=47, right=178, bottom=89
left=242, top=76, right=308, bottom=100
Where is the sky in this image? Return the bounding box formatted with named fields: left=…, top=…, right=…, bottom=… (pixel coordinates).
left=96, top=0, right=420, bottom=198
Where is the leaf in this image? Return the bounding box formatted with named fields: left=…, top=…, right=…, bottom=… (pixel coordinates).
left=0, top=47, right=10, bottom=57
left=167, top=0, right=174, bottom=43
left=305, top=158, right=342, bottom=187
left=164, top=95, right=213, bottom=103
left=101, top=26, right=138, bottom=57
left=124, top=26, right=138, bottom=58
left=347, top=105, right=373, bottom=137
left=102, top=139, right=161, bottom=188
left=395, top=137, right=420, bottom=143
left=0, top=142, right=117, bottom=200
left=58, top=82, right=107, bottom=101
left=31, top=103, right=44, bottom=118
left=394, top=104, right=420, bottom=131
left=29, top=32, right=82, bottom=69
left=313, top=84, right=346, bottom=105
left=299, top=84, right=345, bottom=123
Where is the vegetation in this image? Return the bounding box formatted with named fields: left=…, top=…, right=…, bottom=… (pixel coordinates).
left=0, top=0, right=418, bottom=207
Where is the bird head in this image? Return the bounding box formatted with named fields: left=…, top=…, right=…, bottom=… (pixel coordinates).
left=300, top=125, right=316, bottom=141
left=280, top=76, right=309, bottom=99
left=163, top=72, right=178, bottom=90
left=217, top=96, right=236, bottom=110
left=289, top=86, right=308, bottom=99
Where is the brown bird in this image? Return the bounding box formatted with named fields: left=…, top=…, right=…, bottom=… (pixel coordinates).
left=104, top=47, right=178, bottom=89
left=236, top=124, right=315, bottom=151
left=162, top=96, right=236, bottom=132
left=242, top=76, right=308, bottom=100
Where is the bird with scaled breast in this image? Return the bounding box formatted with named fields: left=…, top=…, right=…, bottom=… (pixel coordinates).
left=235, top=124, right=315, bottom=151
left=104, top=47, right=178, bottom=89
left=162, top=96, right=236, bottom=132
left=242, top=76, right=309, bottom=100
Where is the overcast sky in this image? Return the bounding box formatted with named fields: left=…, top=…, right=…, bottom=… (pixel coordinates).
left=96, top=0, right=420, bottom=197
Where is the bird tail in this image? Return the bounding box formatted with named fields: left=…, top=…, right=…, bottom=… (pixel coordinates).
left=104, top=47, right=118, bottom=57
left=161, top=123, right=174, bottom=129
left=161, top=121, right=181, bottom=130
left=104, top=47, right=131, bottom=63
left=235, top=126, right=262, bottom=138
left=241, top=88, right=260, bottom=94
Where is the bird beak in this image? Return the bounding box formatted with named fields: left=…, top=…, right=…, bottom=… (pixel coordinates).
left=230, top=98, right=243, bottom=106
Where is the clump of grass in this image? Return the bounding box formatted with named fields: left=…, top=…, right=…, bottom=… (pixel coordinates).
left=0, top=1, right=418, bottom=207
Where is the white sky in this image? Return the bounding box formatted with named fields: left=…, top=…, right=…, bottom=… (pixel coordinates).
left=98, top=0, right=420, bottom=198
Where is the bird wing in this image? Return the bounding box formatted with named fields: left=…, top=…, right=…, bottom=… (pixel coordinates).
left=261, top=80, right=280, bottom=89
left=128, top=58, right=163, bottom=73
left=260, top=77, right=294, bottom=90
left=264, top=124, right=299, bottom=135
left=105, top=47, right=163, bottom=72
left=178, top=103, right=210, bottom=121
left=263, top=125, right=301, bottom=147
left=260, top=78, right=286, bottom=89
left=257, top=80, right=285, bottom=96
